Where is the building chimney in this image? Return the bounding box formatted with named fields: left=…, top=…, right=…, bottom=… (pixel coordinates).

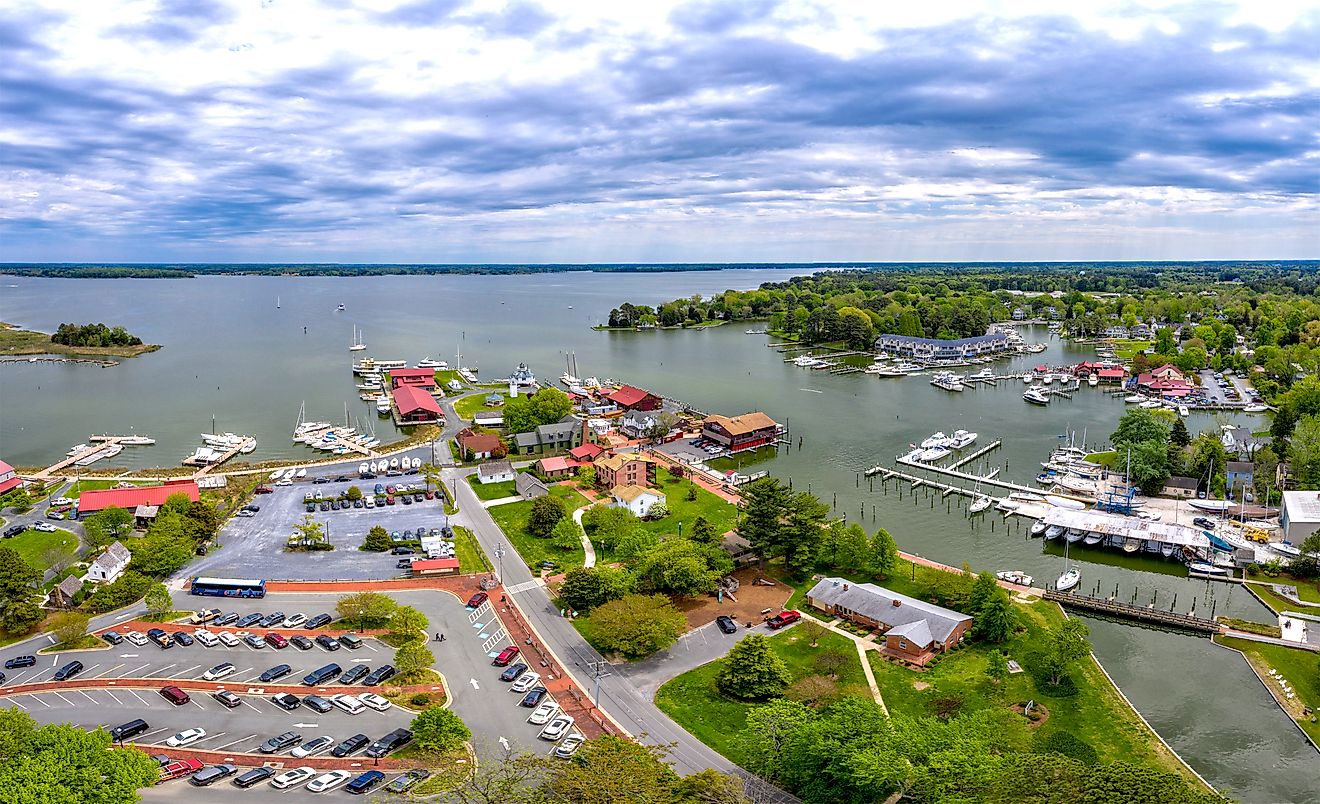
left=842, top=583, right=849, bottom=591
left=892, top=599, right=902, bottom=607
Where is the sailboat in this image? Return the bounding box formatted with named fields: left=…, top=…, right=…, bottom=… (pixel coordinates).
left=350, top=325, right=366, bottom=352
left=276, top=295, right=281, bottom=309
left=1055, top=538, right=1081, bottom=591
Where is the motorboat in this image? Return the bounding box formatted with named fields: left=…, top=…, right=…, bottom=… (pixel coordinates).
left=1036, top=472, right=1058, bottom=485
left=1244, top=403, right=1269, bottom=413
left=1124, top=395, right=1144, bottom=403
left=100, top=444, right=124, bottom=459
left=358, top=463, right=369, bottom=474
left=67, top=443, right=88, bottom=456
left=1083, top=533, right=1104, bottom=546
left=1139, top=399, right=1163, bottom=409
left=930, top=371, right=965, bottom=391
left=117, top=435, right=156, bottom=445
left=969, top=496, right=992, bottom=514
left=296, top=468, right=307, bottom=478
left=873, top=365, right=908, bottom=377
left=918, top=446, right=951, bottom=462
left=996, top=570, right=1034, bottom=586
left=1160, top=542, right=1177, bottom=557
left=377, top=396, right=392, bottom=414
left=1023, top=387, right=1051, bottom=405
left=1122, top=538, right=1142, bottom=553
left=1065, top=528, right=1085, bottom=544
left=920, top=432, right=949, bottom=449
left=1042, top=374, right=1054, bottom=385
left=1088, top=374, right=1099, bottom=387
left=1045, top=495, right=1087, bottom=510
left=1044, top=525, right=1064, bottom=540
left=417, top=358, right=447, bottom=369
left=1009, top=491, right=1046, bottom=503
left=949, top=429, right=978, bottom=449
left=1177, top=405, right=1190, bottom=417
left=969, top=368, right=994, bottom=381
left=1030, top=521, right=1048, bottom=537
left=1055, top=568, right=1081, bottom=592
left=1187, top=561, right=1228, bottom=576
left=269, top=469, right=282, bottom=480
left=1272, top=543, right=1301, bottom=558
left=1053, top=476, right=1098, bottom=495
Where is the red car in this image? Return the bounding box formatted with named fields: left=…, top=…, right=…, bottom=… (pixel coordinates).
left=492, top=646, right=520, bottom=667
left=159, top=758, right=204, bottom=783
left=264, top=632, right=289, bottom=649
left=466, top=592, right=488, bottom=609
left=254, top=486, right=274, bottom=495
left=766, top=610, right=801, bottom=630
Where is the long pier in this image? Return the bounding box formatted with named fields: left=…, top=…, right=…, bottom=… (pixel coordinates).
left=33, top=438, right=129, bottom=480
left=1044, top=590, right=1220, bottom=634
left=949, top=439, right=1001, bottom=470
left=889, top=454, right=1089, bottom=500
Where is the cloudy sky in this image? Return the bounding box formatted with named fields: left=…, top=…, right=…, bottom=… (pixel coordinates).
left=2, top=0, right=1317, bottom=263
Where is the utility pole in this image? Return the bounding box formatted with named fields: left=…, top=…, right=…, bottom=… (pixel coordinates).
left=494, top=543, right=506, bottom=585
left=585, top=660, right=612, bottom=709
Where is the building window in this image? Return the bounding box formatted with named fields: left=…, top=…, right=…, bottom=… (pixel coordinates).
left=899, top=639, right=907, bottom=650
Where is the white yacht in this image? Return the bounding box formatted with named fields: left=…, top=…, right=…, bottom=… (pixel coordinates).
left=949, top=429, right=977, bottom=449
left=930, top=371, right=965, bottom=391
left=417, top=357, right=447, bottom=369
left=918, top=446, right=952, bottom=462
left=117, top=435, right=155, bottom=445
left=1088, top=374, right=1099, bottom=387
left=1177, top=404, right=1190, bottom=417
left=1023, top=387, right=1050, bottom=405
left=920, top=432, right=949, bottom=449
left=377, top=396, right=392, bottom=414
left=996, top=570, right=1034, bottom=586
left=67, top=443, right=88, bottom=456
left=1244, top=403, right=1269, bottom=413
left=1124, top=394, right=1144, bottom=403
left=1139, top=399, right=1163, bottom=409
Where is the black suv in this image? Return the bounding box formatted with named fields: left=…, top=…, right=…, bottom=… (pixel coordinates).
left=258, top=731, right=302, bottom=754
left=271, top=693, right=301, bottom=710
left=715, top=615, right=738, bottom=635
left=365, top=728, right=414, bottom=758
left=4, top=655, right=36, bottom=670
left=235, top=613, right=263, bottom=628
left=363, top=664, right=397, bottom=686
left=331, top=733, right=370, bottom=757
left=305, top=613, right=333, bottom=629
left=315, top=635, right=341, bottom=651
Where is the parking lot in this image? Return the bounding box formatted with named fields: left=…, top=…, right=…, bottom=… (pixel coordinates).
left=190, top=477, right=449, bottom=580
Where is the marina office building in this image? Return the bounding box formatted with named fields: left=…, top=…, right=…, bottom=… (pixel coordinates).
left=1281, top=491, right=1320, bottom=542
left=875, top=331, right=1009, bottom=360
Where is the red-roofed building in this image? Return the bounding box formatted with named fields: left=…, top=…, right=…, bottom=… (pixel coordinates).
left=568, top=443, right=605, bottom=462
left=78, top=480, right=199, bottom=517
left=409, top=557, right=460, bottom=577
left=1097, top=367, right=1127, bottom=383
left=607, top=385, right=663, bottom=412
left=0, top=458, right=22, bottom=497
left=389, top=368, right=438, bottom=389
left=394, top=385, right=443, bottom=423
left=455, top=428, right=502, bottom=460
left=536, top=456, right=576, bottom=479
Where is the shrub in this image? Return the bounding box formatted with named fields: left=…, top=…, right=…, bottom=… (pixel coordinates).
left=410, top=693, right=432, bottom=706
left=1021, top=651, right=1079, bottom=697
left=1033, top=730, right=1099, bottom=765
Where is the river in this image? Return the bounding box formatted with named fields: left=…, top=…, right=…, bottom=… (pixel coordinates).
left=1, top=270, right=1315, bottom=799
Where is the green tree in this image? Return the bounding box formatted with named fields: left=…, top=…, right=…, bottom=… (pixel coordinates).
left=985, top=649, right=1009, bottom=685
left=528, top=495, right=567, bottom=537
left=581, top=505, right=637, bottom=550
left=831, top=522, right=870, bottom=571
left=291, top=514, right=327, bottom=547
left=550, top=516, right=583, bottom=551
left=421, top=462, right=443, bottom=493
left=541, top=737, right=691, bottom=804
left=1289, top=414, right=1320, bottom=488
left=741, top=698, right=815, bottom=781
left=1043, top=618, right=1091, bottom=685
left=739, top=477, right=791, bottom=563
left=965, top=571, right=999, bottom=615
left=690, top=515, right=720, bottom=545
left=125, top=532, right=192, bottom=577
left=531, top=387, right=572, bottom=426
left=974, top=593, right=1017, bottom=643
left=143, top=583, right=172, bottom=618
left=1155, top=326, right=1176, bottom=354
left=388, top=605, right=430, bottom=644
left=345, top=485, right=363, bottom=501
left=1111, top=409, right=1169, bottom=449
left=0, top=600, right=42, bottom=635
left=337, top=591, right=398, bottom=631
left=557, top=566, right=632, bottom=612
left=50, top=611, right=89, bottom=646
left=632, top=538, right=721, bottom=597
left=1128, top=439, right=1172, bottom=495
left=588, top=594, right=685, bottom=658
left=0, top=546, right=39, bottom=602
left=82, top=506, right=133, bottom=548
left=410, top=707, right=472, bottom=754
left=717, top=633, right=792, bottom=700
left=782, top=490, right=830, bottom=576
left=1170, top=417, right=1192, bottom=448
left=362, top=525, right=391, bottom=552
left=869, top=527, right=900, bottom=579
left=0, top=710, right=160, bottom=801
left=576, top=464, right=597, bottom=489
left=394, top=641, right=436, bottom=680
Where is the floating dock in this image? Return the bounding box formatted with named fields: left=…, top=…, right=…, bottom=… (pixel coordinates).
left=189, top=438, right=258, bottom=475
left=1044, top=590, right=1220, bottom=634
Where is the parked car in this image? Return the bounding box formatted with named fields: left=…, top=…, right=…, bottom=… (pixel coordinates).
left=519, top=687, right=549, bottom=707
left=159, top=758, right=204, bottom=781
left=364, top=728, right=413, bottom=758
left=303, top=663, right=342, bottom=685
left=466, top=591, right=489, bottom=608
left=555, top=734, right=585, bottom=758
left=363, top=663, right=396, bottom=686
left=527, top=700, right=560, bottom=725
left=766, top=610, right=802, bottom=629
left=328, top=663, right=365, bottom=684
left=258, top=664, right=293, bottom=683
left=281, top=613, right=307, bottom=628
left=32, top=521, right=58, bottom=532
left=715, top=615, right=738, bottom=634
left=53, top=660, right=84, bottom=681
left=4, top=655, right=36, bottom=669
left=212, top=690, right=242, bottom=708
left=235, top=613, right=263, bottom=628
left=213, top=612, right=238, bottom=626
left=146, top=629, right=173, bottom=649
left=202, top=662, right=236, bottom=681
left=243, top=634, right=266, bottom=650
left=290, top=635, right=314, bottom=650
left=258, top=731, right=303, bottom=754
left=231, top=767, right=276, bottom=788
left=268, top=766, right=316, bottom=789
left=305, top=613, right=333, bottom=629
left=511, top=672, right=541, bottom=694
left=332, top=732, right=370, bottom=757
left=101, top=630, right=123, bottom=645
left=189, top=764, right=237, bottom=787
left=260, top=612, right=286, bottom=628
left=338, top=634, right=363, bottom=649
left=539, top=714, right=575, bottom=741
left=386, top=769, right=430, bottom=793
left=218, top=631, right=241, bottom=647
left=346, top=770, right=386, bottom=795
left=303, top=694, right=334, bottom=714
left=110, top=718, right=150, bottom=742
left=264, top=632, right=289, bottom=649
left=307, top=769, right=353, bottom=793
left=292, top=735, right=335, bottom=758
left=492, top=645, right=520, bottom=666
left=315, top=634, right=341, bottom=651
left=330, top=693, right=365, bottom=715
left=271, top=693, right=301, bottom=711
left=172, top=632, right=194, bottom=647
left=193, top=630, right=219, bottom=647
left=358, top=692, right=391, bottom=712
left=165, top=728, right=206, bottom=747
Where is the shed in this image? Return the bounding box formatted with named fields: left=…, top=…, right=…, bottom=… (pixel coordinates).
left=477, top=460, right=515, bottom=484
left=49, top=574, right=84, bottom=608
left=409, top=557, right=460, bottom=577
left=515, top=473, right=549, bottom=499
left=1161, top=476, right=1200, bottom=499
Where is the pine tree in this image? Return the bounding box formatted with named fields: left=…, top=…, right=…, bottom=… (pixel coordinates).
left=717, top=634, right=791, bottom=700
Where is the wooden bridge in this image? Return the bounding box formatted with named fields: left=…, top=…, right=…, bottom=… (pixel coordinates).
left=1044, top=590, right=1220, bottom=634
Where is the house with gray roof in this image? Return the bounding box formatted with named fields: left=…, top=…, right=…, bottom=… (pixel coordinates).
left=806, top=576, right=972, bottom=665
left=87, top=540, right=132, bottom=584
left=515, top=472, right=549, bottom=499
left=476, top=460, right=515, bottom=484
left=619, top=410, right=658, bottom=439
left=510, top=417, right=582, bottom=456
left=50, top=574, right=84, bottom=608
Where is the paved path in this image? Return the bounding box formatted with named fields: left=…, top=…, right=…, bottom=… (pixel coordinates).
left=800, top=612, right=889, bottom=714
left=480, top=495, right=524, bottom=508
left=571, top=505, right=596, bottom=568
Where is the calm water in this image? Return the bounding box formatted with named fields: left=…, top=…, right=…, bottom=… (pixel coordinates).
left=1, top=271, right=1314, bottom=799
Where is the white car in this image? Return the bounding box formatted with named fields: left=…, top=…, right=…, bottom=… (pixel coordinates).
left=527, top=700, right=560, bottom=725
left=282, top=613, right=307, bottom=628
left=202, top=662, right=236, bottom=681
left=193, top=630, right=219, bottom=647
left=32, top=522, right=57, bottom=533
left=218, top=631, right=241, bottom=647
left=511, top=672, right=541, bottom=694
left=291, top=735, right=335, bottom=758
left=306, top=769, right=353, bottom=793
left=165, top=727, right=206, bottom=747
left=51, top=497, right=75, bottom=507
left=275, top=478, right=293, bottom=486
left=330, top=694, right=364, bottom=715
left=269, top=766, right=316, bottom=789
left=554, top=733, right=585, bottom=758
left=125, top=631, right=148, bottom=646
left=358, top=692, right=391, bottom=712
left=539, top=714, right=575, bottom=741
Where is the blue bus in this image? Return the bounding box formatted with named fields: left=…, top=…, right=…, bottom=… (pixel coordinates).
left=189, top=577, right=267, bottom=598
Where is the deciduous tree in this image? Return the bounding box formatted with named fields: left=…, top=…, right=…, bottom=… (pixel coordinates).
left=337, top=591, right=398, bottom=632
left=394, top=641, right=436, bottom=679
left=870, top=527, right=899, bottom=578
left=550, top=516, right=583, bottom=551
left=411, top=707, right=472, bottom=754
left=50, top=611, right=89, bottom=646
left=632, top=538, right=721, bottom=597
left=143, top=583, right=172, bottom=618
left=0, top=710, right=159, bottom=801
left=557, top=566, right=631, bottom=612
left=388, top=605, right=429, bottom=643
left=528, top=495, right=567, bottom=537
left=1043, top=618, right=1091, bottom=685
left=588, top=594, right=685, bottom=658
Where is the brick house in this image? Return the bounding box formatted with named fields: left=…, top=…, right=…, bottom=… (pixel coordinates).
left=456, top=428, right=502, bottom=460
left=594, top=453, right=657, bottom=489
left=806, top=577, right=972, bottom=666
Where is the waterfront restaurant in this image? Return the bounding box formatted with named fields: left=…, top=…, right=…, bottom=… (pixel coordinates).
left=389, top=368, right=438, bottom=389
left=701, top=411, right=782, bottom=451
left=875, top=331, right=1009, bottom=360
left=77, top=479, right=200, bottom=518
left=393, top=385, right=443, bottom=423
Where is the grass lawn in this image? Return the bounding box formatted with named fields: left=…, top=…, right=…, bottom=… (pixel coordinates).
left=465, top=475, right=517, bottom=501
left=654, top=629, right=866, bottom=766
left=453, top=393, right=502, bottom=421
left=1216, top=636, right=1320, bottom=744
left=452, top=526, right=491, bottom=574
left=487, top=485, right=591, bottom=570
left=1108, top=338, right=1155, bottom=360
left=1246, top=581, right=1320, bottom=613
left=435, top=369, right=467, bottom=389
left=67, top=479, right=125, bottom=500
left=9, top=527, right=78, bottom=570
left=1084, top=450, right=1119, bottom=468
left=639, top=467, right=740, bottom=539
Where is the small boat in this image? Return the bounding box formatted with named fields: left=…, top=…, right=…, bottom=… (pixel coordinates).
left=1122, top=538, right=1142, bottom=553
left=1083, top=533, right=1104, bottom=546
left=296, top=468, right=307, bottom=478
left=969, top=496, right=992, bottom=514
left=1244, top=403, right=1269, bottom=413
left=1055, top=568, right=1081, bottom=592
left=67, top=443, right=88, bottom=455
left=1030, top=521, right=1048, bottom=537
left=1024, top=387, right=1050, bottom=405
left=920, top=432, right=949, bottom=449
left=1273, top=543, right=1302, bottom=558
left=269, top=469, right=282, bottom=480
left=918, top=446, right=952, bottom=462
left=1044, top=525, right=1064, bottom=540
left=1088, top=374, right=1099, bottom=387
left=1054, top=476, right=1098, bottom=495
left=949, top=429, right=978, bottom=449
left=1139, top=399, right=1163, bottom=409
left=336, top=304, right=345, bottom=311
left=996, top=570, right=1034, bottom=586
left=389, top=457, right=400, bottom=469
left=417, top=358, right=448, bottom=369
left=1178, top=404, right=1189, bottom=417
left=1124, top=395, right=1144, bottom=403
left=1045, top=495, right=1087, bottom=510
left=1161, top=542, right=1176, bottom=557
left=1065, top=529, right=1085, bottom=544
left=1010, top=491, right=1047, bottom=503
left=377, top=396, right=391, bottom=414
left=1188, top=499, right=1233, bottom=513
left=1036, top=472, right=1057, bottom=485
left=358, top=463, right=369, bottom=474
left=1187, top=561, right=1228, bottom=576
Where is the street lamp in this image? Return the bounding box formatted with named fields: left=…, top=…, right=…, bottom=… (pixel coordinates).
left=494, top=543, right=506, bottom=585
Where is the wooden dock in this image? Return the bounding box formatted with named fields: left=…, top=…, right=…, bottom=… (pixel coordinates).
left=189, top=438, right=259, bottom=476
left=868, top=459, right=1091, bottom=505
left=949, top=440, right=1001, bottom=470
left=33, top=438, right=129, bottom=480
left=1044, top=590, right=1220, bottom=634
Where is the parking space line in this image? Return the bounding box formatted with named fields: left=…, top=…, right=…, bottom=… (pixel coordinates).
left=51, top=691, right=74, bottom=706
left=214, top=734, right=257, bottom=751
left=194, top=731, right=227, bottom=744
left=77, top=690, right=98, bottom=705
left=177, top=664, right=202, bottom=677
left=128, top=689, right=151, bottom=708
left=149, top=663, right=176, bottom=677
left=80, top=663, right=101, bottom=676
left=240, top=698, right=262, bottom=713
left=121, top=663, right=151, bottom=678
left=191, top=697, right=205, bottom=709
left=3, top=670, right=30, bottom=686
left=363, top=643, right=379, bottom=652
left=7, top=699, right=25, bottom=709
left=26, top=695, right=50, bottom=708
left=105, top=690, right=123, bottom=705
left=91, top=663, right=125, bottom=679
left=141, top=727, right=169, bottom=740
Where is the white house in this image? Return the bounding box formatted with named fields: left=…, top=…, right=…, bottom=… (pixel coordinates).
left=476, top=460, right=515, bottom=484
left=620, top=410, right=658, bottom=439
left=612, top=485, right=666, bottom=518
left=86, top=541, right=132, bottom=584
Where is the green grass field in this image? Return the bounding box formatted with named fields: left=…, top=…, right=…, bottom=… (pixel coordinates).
left=453, top=392, right=502, bottom=421
left=1217, top=636, right=1320, bottom=744
left=67, top=479, right=126, bottom=500
left=654, top=629, right=866, bottom=766
left=466, top=474, right=517, bottom=501
left=451, top=526, right=491, bottom=574
left=637, top=467, right=740, bottom=539
left=1247, top=581, right=1320, bottom=613
left=1108, top=338, right=1155, bottom=360
left=8, top=527, right=79, bottom=570
left=487, top=485, right=591, bottom=570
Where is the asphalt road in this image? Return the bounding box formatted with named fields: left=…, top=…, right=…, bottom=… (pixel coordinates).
left=616, top=619, right=794, bottom=697
left=188, top=478, right=447, bottom=581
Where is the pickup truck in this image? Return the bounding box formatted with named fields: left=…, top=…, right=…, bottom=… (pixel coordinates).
left=159, top=758, right=204, bottom=783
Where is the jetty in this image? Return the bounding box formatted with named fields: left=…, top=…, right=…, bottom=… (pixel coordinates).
left=882, top=453, right=1092, bottom=503
left=33, top=438, right=130, bottom=480
left=1044, top=590, right=1220, bottom=634
left=188, top=437, right=259, bottom=475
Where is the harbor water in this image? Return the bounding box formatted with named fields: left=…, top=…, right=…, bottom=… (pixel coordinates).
left=1, top=271, right=1315, bottom=799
